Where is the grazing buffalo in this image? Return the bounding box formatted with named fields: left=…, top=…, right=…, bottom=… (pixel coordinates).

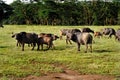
left=60, top=28, right=81, bottom=44
left=37, top=33, right=59, bottom=50
left=12, top=32, right=38, bottom=51
left=66, top=32, right=93, bottom=53
left=115, top=29, right=120, bottom=41
left=101, top=28, right=116, bottom=38
left=94, top=31, right=102, bottom=38
left=81, top=27, right=94, bottom=33
left=59, top=28, right=81, bottom=40
left=12, top=33, right=32, bottom=47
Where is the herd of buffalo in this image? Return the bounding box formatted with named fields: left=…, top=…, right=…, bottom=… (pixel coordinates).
left=11, top=27, right=120, bottom=52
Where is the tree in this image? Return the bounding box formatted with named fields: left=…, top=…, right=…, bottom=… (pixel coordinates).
left=3, top=0, right=120, bottom=25
left=0, top=1, right=13, bottom=27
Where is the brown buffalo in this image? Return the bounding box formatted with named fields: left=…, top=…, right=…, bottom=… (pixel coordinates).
left=37, top=33, right=59, bottom=50
left=94, top=31, right=103, bottom=38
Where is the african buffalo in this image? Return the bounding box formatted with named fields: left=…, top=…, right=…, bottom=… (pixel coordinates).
left=59, top=28, right=81, bottom=40
left=81, top=27, right=94, bottom=33
left=60, top=28, right=81, bottom=44
left=101, top=28, right=116, bottom=38
left=66, top=32, right=93, bottom=53
left=12, top=33, right=32, bottom=47
left=12, top=32, right=38, bottom=51
left=37, top=33, right=59, bottom=50
left=94, top=31, right=102, bottom=38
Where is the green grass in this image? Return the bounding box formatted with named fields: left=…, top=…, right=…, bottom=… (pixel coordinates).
left=0, top=25, right=120, bottom=79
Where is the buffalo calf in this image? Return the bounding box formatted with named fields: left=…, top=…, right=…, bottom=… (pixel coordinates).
left=94, top=32, right=102, bottom=38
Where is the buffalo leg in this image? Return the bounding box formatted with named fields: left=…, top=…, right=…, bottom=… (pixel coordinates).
left=109, top=34, right=112, bottom=38
left=41, top=44, right=43, bottom=50
left=77, top=43, right=80, bottom=51
left=60, top=36, right=62, bottom=40
left=47, top=43, right=51, bottom=50
left=66, top=39, right=72, bottom=44
left=85, top=44, right=88, bottom=53
left=17, top=41, right=21, bottom=47
left=31, top=43, right=35, bottom=50
left=17, top=42, right=19, bottom=47
left=90, top=44, right=92, bottom=53
left=66, top=39, right=68, bottom=44
left=37, top=43, right=40, bottom=51
left=52, top=43, right=55, bottom=49
left=69, top=40, right=72, bottom=44
left=22, top=43, right=25, bottom=51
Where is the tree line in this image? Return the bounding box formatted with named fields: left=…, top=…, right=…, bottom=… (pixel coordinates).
left=1, top=0, right=120, bottom=25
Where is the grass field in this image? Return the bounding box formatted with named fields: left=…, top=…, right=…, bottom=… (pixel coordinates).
left=0, top=25, right=120, bottom=80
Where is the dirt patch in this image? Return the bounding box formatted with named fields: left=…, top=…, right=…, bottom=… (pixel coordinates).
left=16, top=64, right=115, bottom=80
left=17, top=69, right=115, bottom=80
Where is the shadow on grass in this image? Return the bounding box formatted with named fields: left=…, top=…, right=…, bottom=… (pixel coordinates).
left=50, top=47, right=65, bottom=51
left=94, top=49, right=113, bottom=53
left=0, top=46, right=9, bottom=48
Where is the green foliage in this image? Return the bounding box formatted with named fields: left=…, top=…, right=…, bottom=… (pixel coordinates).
left=0, top=1, right=13, bottom=25
left=0, top=25, right=120, bottom=79
left=2, top=0, right=120, bottom=25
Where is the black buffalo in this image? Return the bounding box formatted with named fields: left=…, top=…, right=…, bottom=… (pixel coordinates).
left=101, top=28, right=116, bottom=38
left=12, top=32, right=38, bottom=51
left=66, top=32, right=93, bottom=53
left=12, top=33, right=32, bottom=47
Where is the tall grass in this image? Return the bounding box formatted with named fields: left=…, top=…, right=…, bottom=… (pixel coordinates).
left=0, top=25, right=120, bottom=79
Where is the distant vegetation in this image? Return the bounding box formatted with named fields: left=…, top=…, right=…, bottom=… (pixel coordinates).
left=0, top=0, right=120, bottom=26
